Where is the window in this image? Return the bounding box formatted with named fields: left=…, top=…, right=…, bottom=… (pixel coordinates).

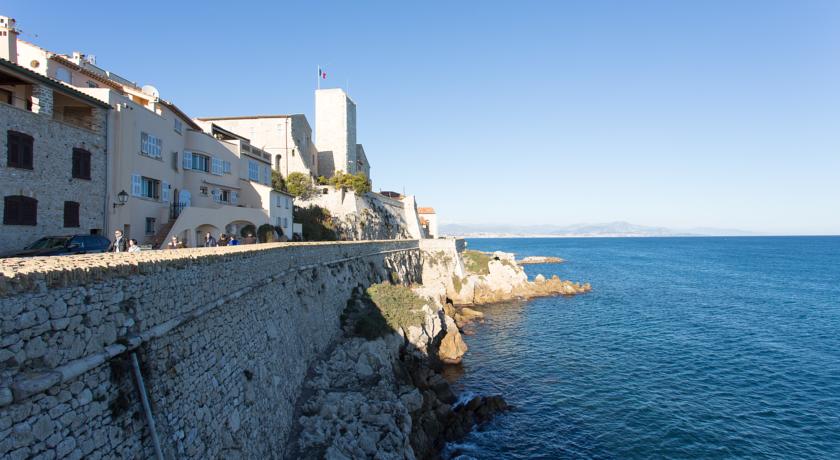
left=285, top=196, right=290, bottom=209
left=248, top=160, right=259, bottom=181
left=72, top=148, right=91, bottom=179
left=86, top=81, right=98, bottom=88
left=141, top=177, right=160, bottom=199
left=0, top=88, right=11, bottom=104
left=3, top=195, right=37, bottom=225
left=220, top=190, right=230, bottom=203
left=192, top=153, right=210, bottom=172
left=200, top=186, right=208, bottom=196
left=211, top=158, right=223, bottom=175
left=55, top=67, right=71, bottom=83
left=171, top=151, right=179, bottom=171
left=174, top=118, right=183, bottom=134
left=63, top=201, right=80, bottom=227
left=140, top=132, right=162, bottom=158
left=223, top=160, right=231, bottom=174
left=145, top=217, right=156, bottom=235
left=7, top=130, right=34, bottom=169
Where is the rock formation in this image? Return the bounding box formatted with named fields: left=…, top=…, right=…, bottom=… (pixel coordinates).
left=518, top=255, right=565, bottom=265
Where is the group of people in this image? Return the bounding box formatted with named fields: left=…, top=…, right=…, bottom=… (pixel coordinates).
left=108, top=230, right=142, bottom=253
left=108, top=229, right=263, bottom=253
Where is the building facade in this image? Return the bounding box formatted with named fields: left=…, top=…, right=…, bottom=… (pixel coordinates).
left=1, top=23, right=110, bottom=253
left=11, top=27, right=287, bottom=248
left=196, top=114, right=319, bottom=180
left=418, top=207, right=439, bottom=239
left=315, top=88, right=358, bottom=178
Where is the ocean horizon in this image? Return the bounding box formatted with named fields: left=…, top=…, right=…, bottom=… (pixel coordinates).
left=445, top=236, right=840, bottom=459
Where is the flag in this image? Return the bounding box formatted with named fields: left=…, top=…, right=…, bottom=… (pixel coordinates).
left=318, top=67, right=327, bottom=79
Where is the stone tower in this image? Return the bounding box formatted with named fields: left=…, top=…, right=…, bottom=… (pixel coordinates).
left=315, top=88, right=357, bottom=177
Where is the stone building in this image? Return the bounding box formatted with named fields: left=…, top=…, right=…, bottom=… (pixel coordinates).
left=315, top=88, right=370, bottom=178
left=0, top=45, right=110, bottom=253
left=10, top=23, right=290, bottom=247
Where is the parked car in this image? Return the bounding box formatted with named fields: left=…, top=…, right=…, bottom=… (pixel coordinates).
left=0, top=235, right=111, bottom=258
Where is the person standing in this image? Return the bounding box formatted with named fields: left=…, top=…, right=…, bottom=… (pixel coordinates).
left=109, top=229, right=128, bottom=253
left=217, top=233, right=230, bottom=247
left=128, top=239, right=141, bottom=253
left=203, top=232, right=217, bottom=247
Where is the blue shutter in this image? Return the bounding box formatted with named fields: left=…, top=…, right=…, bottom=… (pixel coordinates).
left=230, top=191, right=238, bottom=205
left=131, top=174, right=142, bottom=196
left=183, top=151, right=192, bottom=170
left=162, top=181, right=170, bottom=202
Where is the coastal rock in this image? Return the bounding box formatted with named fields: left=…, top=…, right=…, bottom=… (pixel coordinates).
left=518, top=256, right=565, bottom=265
left=450, top=250, right=591, bottom=305
left=437, top=316, right=468, bottom=364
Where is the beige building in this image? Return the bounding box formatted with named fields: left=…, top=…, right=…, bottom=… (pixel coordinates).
left=418, top=207, right=439, bottom=239
left=11, top=24, right=290, bottom=248
left=0, top=52, right=110, bottom=253
left=196, top=114, right=319, bottom=180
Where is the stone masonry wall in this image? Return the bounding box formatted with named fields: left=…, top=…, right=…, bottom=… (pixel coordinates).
left=0, top=240, right=422, bottom=459
left=0, top=102, right=108, bottom=254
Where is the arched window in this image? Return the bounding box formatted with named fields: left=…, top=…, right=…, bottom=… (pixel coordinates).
left=3, top=195, right=37, bottom=225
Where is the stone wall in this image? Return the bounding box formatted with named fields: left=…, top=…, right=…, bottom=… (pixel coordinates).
left=0, top=240, right=422, bottom=459
left=0, top=102, right=108, bottom=254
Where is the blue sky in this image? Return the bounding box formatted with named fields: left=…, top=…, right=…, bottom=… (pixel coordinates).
left=8, top=1, right=840, bottom=234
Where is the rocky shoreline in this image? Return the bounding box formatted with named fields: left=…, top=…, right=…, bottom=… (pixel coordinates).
left=517, top=255, right=565, bottom=265
left=285, top=248, right=590, bottom=459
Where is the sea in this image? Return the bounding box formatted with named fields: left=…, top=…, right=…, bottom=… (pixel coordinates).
left=443, top=237, right=840, bottom=459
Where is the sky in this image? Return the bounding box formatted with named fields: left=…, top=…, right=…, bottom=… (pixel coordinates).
left=7, top=0, right=840, bottom=235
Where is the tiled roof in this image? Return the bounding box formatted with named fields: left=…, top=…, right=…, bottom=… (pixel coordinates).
left=197, top=115, right=294, bottom=121
left=417, top=207, right=436, bottom=214
left=0, top=58, right=111, bottom=109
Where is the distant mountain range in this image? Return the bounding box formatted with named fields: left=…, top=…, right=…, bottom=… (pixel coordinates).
left=440, top=221, right=758, bottom=238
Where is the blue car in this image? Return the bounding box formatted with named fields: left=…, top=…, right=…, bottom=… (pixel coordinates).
left=1, top=235, right=112, bottom=258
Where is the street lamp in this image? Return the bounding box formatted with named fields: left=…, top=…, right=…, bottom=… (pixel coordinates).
left=113, top=190, right=129, bottom=208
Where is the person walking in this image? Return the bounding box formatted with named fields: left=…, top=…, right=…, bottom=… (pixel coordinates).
left=109, top=229, right=128, bottom=253
left=128, top=239, right=141, bottom=253
left=203, top=232, right=217, bottom=247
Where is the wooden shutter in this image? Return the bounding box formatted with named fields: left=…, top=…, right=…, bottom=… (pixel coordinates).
left=63, top=201, right=80, bottom=227
left=5, top=196, right=39, bottom=226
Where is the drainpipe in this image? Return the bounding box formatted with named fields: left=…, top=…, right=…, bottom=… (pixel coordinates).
left=103, top=107, right=110, bottom=235
left=131, top=352, right=165, bottom=460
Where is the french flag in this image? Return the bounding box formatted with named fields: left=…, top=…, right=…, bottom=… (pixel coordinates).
left=318, top=67, right=327, bottom=79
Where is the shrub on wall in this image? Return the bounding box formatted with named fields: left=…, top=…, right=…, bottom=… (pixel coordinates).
left=271, top=170, right=287, bottom=193
left=240, top=224, right=256, bottom=238
left=329, top=171, right=371, bottom=196
left=293, top=205, right=337, bottom=241
left=286, top=172, right=317, bottom=200
left=257, top=224, right=276, bottom=243
left=463, top=250, right=492, bottom=275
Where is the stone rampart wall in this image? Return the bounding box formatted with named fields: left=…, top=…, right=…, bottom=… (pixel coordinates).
left=0, top=240, right=422, bottom=459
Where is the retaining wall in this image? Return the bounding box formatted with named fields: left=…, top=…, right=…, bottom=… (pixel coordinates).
left=0, top=241, right=422, bottom=459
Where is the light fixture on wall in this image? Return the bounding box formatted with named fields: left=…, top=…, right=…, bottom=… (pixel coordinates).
left=113, top=190, right=129, bottom=208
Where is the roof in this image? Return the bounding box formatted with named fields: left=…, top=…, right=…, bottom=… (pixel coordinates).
left=157, top=99, right=202, bottom=131
left=417, top=207, right=436, bottom=214
left=49, top=55, right=126, bottom=92
left=197, top=114, right=294, bottom=121
left=0, top=58, right=111, bottom=109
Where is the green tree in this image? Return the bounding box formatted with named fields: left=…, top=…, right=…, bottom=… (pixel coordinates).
left=271, top=170, right=287, bottom=193
left=286, top=172, right=316, bottom=200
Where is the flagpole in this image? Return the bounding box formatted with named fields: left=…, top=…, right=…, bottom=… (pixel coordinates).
left=317, top=65, right=320, bottom=90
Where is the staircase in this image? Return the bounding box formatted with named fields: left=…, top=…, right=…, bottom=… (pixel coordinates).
left=150, top=220, right=176, bottom=249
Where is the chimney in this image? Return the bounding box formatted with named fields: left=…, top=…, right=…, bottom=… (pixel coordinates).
left=0, top=16, right=18, bottom=63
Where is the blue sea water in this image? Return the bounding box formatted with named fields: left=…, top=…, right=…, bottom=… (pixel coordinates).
left=444, top=237, right=840, bottom=460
